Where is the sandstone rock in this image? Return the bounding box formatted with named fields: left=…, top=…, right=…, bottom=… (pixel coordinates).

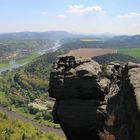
left=102, top=62, right=121, bottom=81
left=49, top=56, right=140, bottom=140
left=55, top=99, right=105, bottom=140
left=126, top=62, right=140, bottom=70
left=105, top=62, right=140, bottom=140
left=49, top=56, right=105, bottom=100
left=128, top=67, right=140, bottom=111
left=109, top=62, right=121, bottom=71
left=49, top=56, right=110, bottom=140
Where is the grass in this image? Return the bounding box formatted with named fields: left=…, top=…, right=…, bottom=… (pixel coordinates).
left=119, top=48, right=140, bottom=59
left=40, top=120, right=60, bottom=129
left=0, top=63, right=10, bottom=68
left=16, top=52, right=40, bottom=64
left=0, top=92, right=6, bottom=102
left=10, top=106, right=35, bottom=119
left=11, top=106, right=61, bottom=129
left=0, top=112, right=64, bottom=140
left=0, top=91, right=9, bottom=106
left=0, top=52, right=39, bottom=68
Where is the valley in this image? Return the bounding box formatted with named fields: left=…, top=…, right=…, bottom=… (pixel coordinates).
left=0, top=32, right=140, bottom=140
left=1, top=0, right=140, bottom=139
left=0, top=40, right=61, bottom=74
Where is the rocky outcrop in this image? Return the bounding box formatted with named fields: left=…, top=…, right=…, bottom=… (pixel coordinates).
left=105, top=62, right=140, bottom=140
left=49, top=56, right=140, bottom=140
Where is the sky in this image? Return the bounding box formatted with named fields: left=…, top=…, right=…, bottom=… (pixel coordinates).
left=0, top=0, right=140, bottom=34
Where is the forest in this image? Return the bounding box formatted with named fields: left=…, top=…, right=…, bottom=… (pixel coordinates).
left=0, top=50, right=66, bottom=129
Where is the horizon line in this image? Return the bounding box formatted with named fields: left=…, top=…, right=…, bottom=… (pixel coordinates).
left=0, top=30, right=139, bottom=36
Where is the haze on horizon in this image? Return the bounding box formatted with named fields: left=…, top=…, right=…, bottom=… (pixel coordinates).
left=0, top=0, right=140, bottom=35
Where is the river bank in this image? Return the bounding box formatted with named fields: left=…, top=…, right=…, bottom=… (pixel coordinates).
left=0, top=41, right=61, bottom=74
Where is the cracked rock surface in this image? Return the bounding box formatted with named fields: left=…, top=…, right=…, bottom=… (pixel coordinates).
left=49, top=56, right=140, bottom=140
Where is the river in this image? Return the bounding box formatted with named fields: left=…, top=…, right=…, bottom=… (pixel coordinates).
left=0, top=41, right=61, bottom=74
left=38, top=41, right=61, bottom=55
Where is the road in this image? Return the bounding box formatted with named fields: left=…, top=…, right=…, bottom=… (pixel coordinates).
left=0, top=105, right=65, bottom=138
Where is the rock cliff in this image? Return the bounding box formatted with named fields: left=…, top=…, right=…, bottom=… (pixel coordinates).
left=49, top=56, right=140, bottom=140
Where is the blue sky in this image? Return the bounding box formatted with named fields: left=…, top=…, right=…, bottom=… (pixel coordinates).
left=0, top=0, right=140, bottom=34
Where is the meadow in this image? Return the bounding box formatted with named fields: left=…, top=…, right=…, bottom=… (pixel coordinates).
left=119, top=48, right=140, bottom=59
left=0, top=63, right=10, bottom=68
left=16, top=52, right=40, bottom=64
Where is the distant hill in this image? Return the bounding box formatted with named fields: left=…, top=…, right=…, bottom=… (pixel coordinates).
left=110, top=35, right=140, bottom=42
left=1, top=31, right=140, bottom=48
left=1, top=31, right=140, bottom=61
left=0, top=31, right=114, bottom=41
left=0, top=31, right=71, bottom=40
left=0, top=31, right=91, bottom=41
left=61, top=34, right=140, bottom=50
left=0, top=31, right=140, bottom=41
left=93, top=53, right=140, bottom=64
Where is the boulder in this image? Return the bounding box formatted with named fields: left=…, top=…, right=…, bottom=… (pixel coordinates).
left=49, top=56, right=110, bottom=140
left=49, top=56, right=106, bottom=100
left=49, top=56, right=140, bottom=140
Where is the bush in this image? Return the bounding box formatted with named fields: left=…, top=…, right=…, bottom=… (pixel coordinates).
left=28, top=106, right=39, bottom=114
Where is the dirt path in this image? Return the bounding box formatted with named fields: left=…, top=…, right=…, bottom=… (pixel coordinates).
left=0, top=106, right=65, bottom=138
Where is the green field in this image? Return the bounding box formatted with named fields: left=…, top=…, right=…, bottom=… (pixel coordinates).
left=0, top=63, right=10, bottom=68
left=16, top=52, right=40, bottom=64
left=0, top=53, right=40, bottom=68
left=119, top=48, right=140, bottom=59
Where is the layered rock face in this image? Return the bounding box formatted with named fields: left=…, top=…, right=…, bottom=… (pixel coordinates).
left=106, top=62, right=140, bottom=140
left=49, top=56, right=140, bottom=140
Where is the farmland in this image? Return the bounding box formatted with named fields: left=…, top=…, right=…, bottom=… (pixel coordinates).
left=119, top=48, right=140, bottom=59
left=60, top=48, right=117, bottom=58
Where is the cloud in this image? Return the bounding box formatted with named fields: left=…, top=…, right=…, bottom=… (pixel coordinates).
left=56, top=14, right=66, bottom=19
left=118, top=12, right=140, bottom=19
left=66, top=4, right=102, bottom=14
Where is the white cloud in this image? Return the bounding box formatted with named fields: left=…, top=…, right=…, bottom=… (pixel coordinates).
left=118, top=12, right=140, bottom=19
left=66, top=4, right=102, bottom=14
left=56, top=14, right=66, bottom=19
left=41, top=12, right=47, bottom=15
